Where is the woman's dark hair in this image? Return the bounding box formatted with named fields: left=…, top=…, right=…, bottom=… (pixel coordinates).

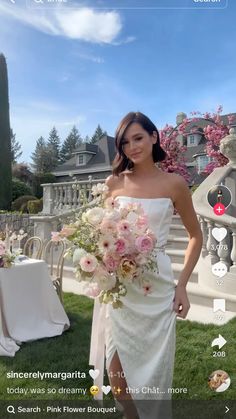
left=112, top=111, right=166, bottom=176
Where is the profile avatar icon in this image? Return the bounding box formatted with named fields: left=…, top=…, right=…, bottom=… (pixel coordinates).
left=208, top=370, right=231, bottom=392
left=207, top=185, right=232, bottom=216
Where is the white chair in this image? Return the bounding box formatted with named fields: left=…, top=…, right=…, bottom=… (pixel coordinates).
left=42, top=240, right=66, bottom=304
left=23, top=236, right=43, bottom=259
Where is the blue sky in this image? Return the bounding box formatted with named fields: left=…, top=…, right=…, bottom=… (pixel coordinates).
left=0, top=0, right=235, bottom=163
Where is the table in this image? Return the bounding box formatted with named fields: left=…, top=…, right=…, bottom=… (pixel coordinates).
left=0, top=259, right=70, bottom=357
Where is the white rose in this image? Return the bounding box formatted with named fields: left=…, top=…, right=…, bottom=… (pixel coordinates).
left=86, top=207, right=104, bottom=225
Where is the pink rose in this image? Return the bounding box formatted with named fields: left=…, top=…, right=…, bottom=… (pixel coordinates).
left=135, top=235, right=154, bottom=253
left=115, top=238, right=128, bottom=255
left=103, top=253, right=120, bottom=272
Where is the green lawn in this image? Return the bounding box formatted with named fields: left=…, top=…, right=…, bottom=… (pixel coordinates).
left=0, top=293, right=235, bottom=401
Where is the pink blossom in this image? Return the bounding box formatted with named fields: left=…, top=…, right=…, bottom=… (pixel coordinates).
left=104, top=197, right=119, bottom=210
left=51, top=232, right=62, bottom=242
left=115, top=237, right=129, bottom=255
left=143, top=283, right=152, bottom=296
left=135, top=235, right=154, bottom=253
left=80, top=254, right=98, bottom=272
left=103, top=253, right=120, bottom=272
left=98, top=235, right=115, bottom=253
left=117, top=220, right=131, bottom=235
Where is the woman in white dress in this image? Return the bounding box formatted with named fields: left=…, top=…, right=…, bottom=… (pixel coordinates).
left=89, top=112, right=203, bottom=419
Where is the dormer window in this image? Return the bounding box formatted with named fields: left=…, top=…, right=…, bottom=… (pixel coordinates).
left=187, top=133, right=201, bottom=147
left=189, top=135, right=195, bottom=145
left=76, top=154, right=85, bottom=166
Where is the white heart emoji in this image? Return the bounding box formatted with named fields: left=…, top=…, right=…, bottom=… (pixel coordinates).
left=89, top=369, right=100, bottom=380
left=212, top=227, right=227, bottom=242
left=101, top=385, right=111, bottom=395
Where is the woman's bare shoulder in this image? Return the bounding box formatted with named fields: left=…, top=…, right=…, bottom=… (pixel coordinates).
left=105, top=174, right=123, bottom=195
left=157, top=171, right=189, bottom=202
left=159, top=171, right=187, bottom=186
left=105, top=174, right=120, bottom=186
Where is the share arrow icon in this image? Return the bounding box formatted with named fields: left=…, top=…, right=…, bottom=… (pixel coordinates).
left=211, top=334, right=227, bottom=349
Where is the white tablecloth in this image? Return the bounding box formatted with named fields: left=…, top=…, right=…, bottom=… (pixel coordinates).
left=0, top=259, right=70, bottom=357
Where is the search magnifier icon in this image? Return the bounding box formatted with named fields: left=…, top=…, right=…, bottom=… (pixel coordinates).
left=7, top=406, right=15, bottom=414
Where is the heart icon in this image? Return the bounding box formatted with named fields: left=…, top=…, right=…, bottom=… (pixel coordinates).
left=101, top=385, right=111, bottom=395
left=89, top=369, right=100, bottom=380
left=212, top=227, right=227, bottom=242
left=212, top=261, right=227, bottom=278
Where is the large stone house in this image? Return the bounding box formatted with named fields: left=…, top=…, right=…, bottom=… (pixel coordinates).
left=52, top=136, right=116, bottom=182
left=52, top=112, right=236, bottom=184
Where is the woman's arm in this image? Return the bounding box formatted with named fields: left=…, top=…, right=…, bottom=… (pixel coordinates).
left=172, top=175, right=203, bottom=318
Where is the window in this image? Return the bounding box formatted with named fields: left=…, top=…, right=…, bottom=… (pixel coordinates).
left=189, top=135, right=195, bottom=145
left=197, top=155, right=212, bottom=173
left=78, top=155, right=84, bottom=164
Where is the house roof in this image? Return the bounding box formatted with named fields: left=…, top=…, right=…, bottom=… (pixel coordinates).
left=52, top=135, right=116, bottom=174
left=72, top=143, right=98, bottom=154
left=182, top=113, right=236, bottom=162
left=184, top=113, right=236, bottom=134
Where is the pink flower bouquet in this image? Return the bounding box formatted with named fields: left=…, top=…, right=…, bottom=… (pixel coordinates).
left=53, top=183, right=159, bottom=308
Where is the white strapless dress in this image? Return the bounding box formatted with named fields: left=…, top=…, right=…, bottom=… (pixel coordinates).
left=89, top=197, right=177, bottom=418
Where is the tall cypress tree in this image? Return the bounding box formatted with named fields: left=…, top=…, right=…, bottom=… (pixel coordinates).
left=47, top=126, right=61, bottom=169
left=0, top=54, right=12, bottom=210
left=60, top=125, right=83, bottom=163
left=90, top=124, right=107, bottom=144
left=31, top=136, right=51, bottom=173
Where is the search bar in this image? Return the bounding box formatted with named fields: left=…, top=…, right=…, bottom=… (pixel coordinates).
left=26, top=0, right=228, bottom=10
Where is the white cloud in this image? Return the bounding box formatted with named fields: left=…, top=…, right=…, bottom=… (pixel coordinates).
left=55, top=9, right=122, bottom=43
left=112, top=35, right=136, bottom=46
left=77, top=53, right=104, bottom=63
left=0, top=3, right=122, bottom=44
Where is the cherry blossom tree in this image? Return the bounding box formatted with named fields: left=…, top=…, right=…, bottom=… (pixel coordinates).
left=159, top=106, right=235, bottom=179
left=189, top=106, right=233, bottom=174
left=159, top=124, right=190, bottom=182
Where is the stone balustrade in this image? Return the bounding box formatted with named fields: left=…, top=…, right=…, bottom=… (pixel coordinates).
left=41, top=178, right=106, bottom=215
left=192, top=126, right=236, bottom=294
left=199, top=216, right=236, bottom=271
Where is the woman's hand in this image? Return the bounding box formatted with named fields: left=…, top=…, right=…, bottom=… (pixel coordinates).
left=173, top=284, right=190, bottom=319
